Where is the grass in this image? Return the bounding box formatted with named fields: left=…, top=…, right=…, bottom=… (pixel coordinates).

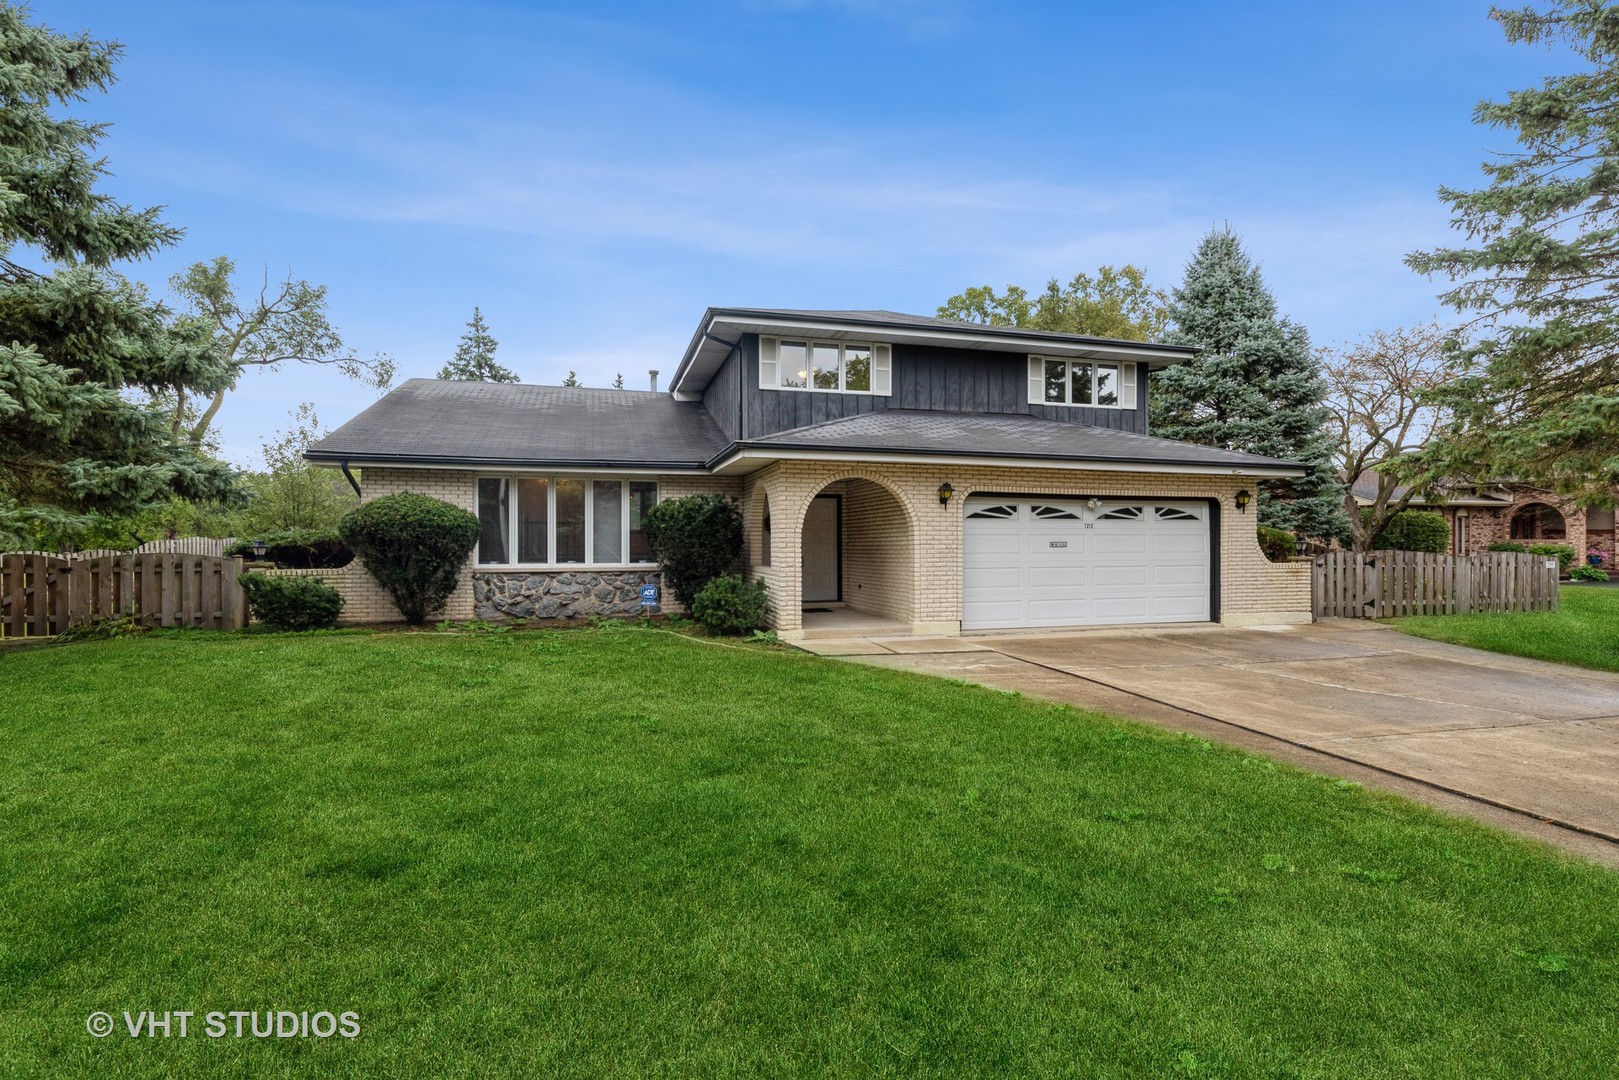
left=1387, top=584, right=1619, bottom=673
left=2, top=625, right=1618, bottom=1078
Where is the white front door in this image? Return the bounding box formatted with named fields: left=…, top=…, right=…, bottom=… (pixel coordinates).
left=962, top=497, right=1211, bottom=630
left=802, top=495, right=839, bottom=603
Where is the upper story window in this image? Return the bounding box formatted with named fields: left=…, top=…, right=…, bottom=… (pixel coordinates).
left=760, top=336, right=891, bottom=395
left=1027, top=357, right=1137, bottom=410
left=476, top=476, right=657, bottom=567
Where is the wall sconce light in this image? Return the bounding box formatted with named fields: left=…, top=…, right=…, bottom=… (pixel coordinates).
left=938, top=482, right=954, bottom=505
left=1086, top=497, right=1101, bottom=512
left=1235, top=490, right=1251, bottom=513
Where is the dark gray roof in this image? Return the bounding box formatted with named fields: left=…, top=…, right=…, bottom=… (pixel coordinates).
left=717, top=308, right=1199, bottom=351
left=305, top=379, right=728, bottom=469
left=735, top=410, right=1307, bottom=473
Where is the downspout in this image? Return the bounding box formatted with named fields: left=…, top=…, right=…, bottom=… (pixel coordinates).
left=340, top=460, right=362, bottom=498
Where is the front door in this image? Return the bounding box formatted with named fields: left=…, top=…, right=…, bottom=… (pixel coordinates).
left=802, top=495, right=840, bottom=604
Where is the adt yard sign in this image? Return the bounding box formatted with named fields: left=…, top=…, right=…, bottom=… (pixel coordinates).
left=639, top=583, right=660, bottom=609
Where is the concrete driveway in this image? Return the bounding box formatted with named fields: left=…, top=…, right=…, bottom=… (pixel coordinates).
left=805, top=621, right=1619, bottom=863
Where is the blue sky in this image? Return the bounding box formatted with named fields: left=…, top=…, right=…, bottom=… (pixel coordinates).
left=34, top=1, right=1568, bottom=465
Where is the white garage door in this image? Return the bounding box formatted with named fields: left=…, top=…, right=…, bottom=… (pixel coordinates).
left=962, top=497, right=1210, bottom=630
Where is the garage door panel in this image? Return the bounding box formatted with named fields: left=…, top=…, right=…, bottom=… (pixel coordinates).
left=962, top=497, right=1210, bottom=630
left=1153, top=564, right=1208, bottom=586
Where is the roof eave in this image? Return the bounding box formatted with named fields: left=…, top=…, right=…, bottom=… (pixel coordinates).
left=706, top=443, right=1308, bottom=478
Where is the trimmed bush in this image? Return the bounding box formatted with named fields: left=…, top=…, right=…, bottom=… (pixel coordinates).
left=337, top=493, right=480, bottom=625
left=641, top=494, right=743, bottom=609
left=239, top=573, right=343, bottom=631
left=1528, top=543, right=1578, bottom=574
left=691, top=574, right=769, bottom=635
left=1257, top=526, right=1295, bottom=563
left=1488, top=541, right=1528, bottom=553
left=1570, top=564, right=1608, bottom=582
left=226, top=529, right=352, bottom=569
left=1371, top=510, right=1449, bottom=553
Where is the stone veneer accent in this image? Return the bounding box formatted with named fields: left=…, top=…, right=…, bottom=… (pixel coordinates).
left=303, top=467, right=737, bottom=625
left=473, top=570, right=663, bottom=619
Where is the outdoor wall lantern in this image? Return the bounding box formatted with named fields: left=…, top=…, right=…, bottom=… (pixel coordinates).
left=251, top=538, right=267, bottom=559
left=1235, top=490, right=1252, bottom=513
left=938, top=482, right=954, bottom=505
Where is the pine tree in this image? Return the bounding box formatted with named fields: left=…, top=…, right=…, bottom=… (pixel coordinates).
left=613, top=373, right=625, bottom=390
left=1407, top=2, right=1619, bottom=496
left=561, top=371, right=580, bottom=387
left=1153, top=228, right=1343, bottom=538
left=438, top=307, right=518, bottom=382
left=0, top=4, right=236, bottom=547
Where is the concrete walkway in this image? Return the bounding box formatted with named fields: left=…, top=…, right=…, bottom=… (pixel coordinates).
left=799, top=621, right=1619, bottom=865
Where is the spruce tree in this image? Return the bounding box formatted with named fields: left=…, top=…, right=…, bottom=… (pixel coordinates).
left=1407, top=2, right=1619, bottom=496
left=1153, top=228, right=1343, bottom=538
left=0, top=4, right=235, bottom=547
left=438, top=307, right=518, bottom=382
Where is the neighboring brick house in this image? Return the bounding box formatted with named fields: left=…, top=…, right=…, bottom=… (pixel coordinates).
left=306, top=309, right=1314, bottom=639
left=1349, top=474, right=1616, bottom=566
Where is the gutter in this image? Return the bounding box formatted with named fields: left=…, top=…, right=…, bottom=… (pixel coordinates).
left=340, top=460, right=362, bottom=497
left=705, top=444, right=1309, bottom=478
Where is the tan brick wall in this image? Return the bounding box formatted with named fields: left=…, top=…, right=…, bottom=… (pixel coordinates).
left=319, top=469, right=738, bottom=624
left=747, top=461, right=1311, bottom=636
left=838, top=478, right=914, bottom=622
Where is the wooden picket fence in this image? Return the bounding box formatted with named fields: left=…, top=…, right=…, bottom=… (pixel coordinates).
left=1312, top=550, right=1560, bottom=619
left=0, top=552, right=247, bottom=638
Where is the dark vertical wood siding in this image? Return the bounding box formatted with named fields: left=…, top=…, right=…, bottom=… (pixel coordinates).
left=736, top=336, right=1150, bottom=439
left=700, top=340, right=742, bottom=441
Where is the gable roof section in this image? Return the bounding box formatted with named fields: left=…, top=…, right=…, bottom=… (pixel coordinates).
left=304, top=379, right=728, bottom=469
left=673, top=307, right=1198, bottom=397
left=717, top=409, right=1307, bottom=476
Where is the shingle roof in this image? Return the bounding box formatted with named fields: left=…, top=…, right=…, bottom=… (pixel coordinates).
left=737, top=410, right=1307, bottom=473
left=305, top=379, right=728, bottom=468
left=718, top=308, right=1199, bottom=351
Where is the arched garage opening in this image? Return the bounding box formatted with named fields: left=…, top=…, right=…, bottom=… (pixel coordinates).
left=800, top=476, right=915, bottom=626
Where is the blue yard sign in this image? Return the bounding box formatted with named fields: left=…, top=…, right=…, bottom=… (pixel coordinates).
left=639, top=584, right=660, bottom=608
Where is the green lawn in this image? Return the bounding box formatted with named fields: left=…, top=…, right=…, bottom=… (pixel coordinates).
left=3, top=627, right=1617, bottom=1078
left=1387, top=584, right=1619, bottom=673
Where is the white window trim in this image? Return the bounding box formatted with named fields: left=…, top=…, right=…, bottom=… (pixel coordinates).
left=1028, top=356, right=1137, bottom=410
left=475, top=475, right=659, bottom=569
left=760, top=336, right=891, bottom=396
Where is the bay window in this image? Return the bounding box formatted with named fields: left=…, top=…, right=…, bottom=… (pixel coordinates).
left=476, top=477, right=659, bottom=566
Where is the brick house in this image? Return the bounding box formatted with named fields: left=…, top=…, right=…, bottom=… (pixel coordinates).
left=306, top=309, right=1315, bottom=639
left=1349, top=474, right=1616, bottom=566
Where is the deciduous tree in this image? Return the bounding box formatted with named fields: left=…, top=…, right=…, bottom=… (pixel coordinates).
left=169, top=257, right=395, bottom=442
left=1321, top=322, right=1459, bottom=551
left=938, top=265, right=1169, bottom=341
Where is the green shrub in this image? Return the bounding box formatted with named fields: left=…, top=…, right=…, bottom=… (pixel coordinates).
left=225, top=529, right=352, bottom=569
left=337, top=494, right=480, bottom=625
left=239, top=573, right=343, bottom=630
left=1569, top=564, right=1608, bottom=582
left=1527, top=543, right=1578, bottom=573
left=691, top=574, right=769, bottom=635
left=1257, top=526, right=1295, bottom=563
left=641, top=494, right=743, bottom=609
left=1488, top=541, right=1528, bottom=553
left=1371, top=510, right=1449, bottom=553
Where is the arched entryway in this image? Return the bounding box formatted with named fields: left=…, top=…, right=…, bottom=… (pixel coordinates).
left=1511, top=502, right=1566, bottom=541
left=799, top=475, right=917, bottom=630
